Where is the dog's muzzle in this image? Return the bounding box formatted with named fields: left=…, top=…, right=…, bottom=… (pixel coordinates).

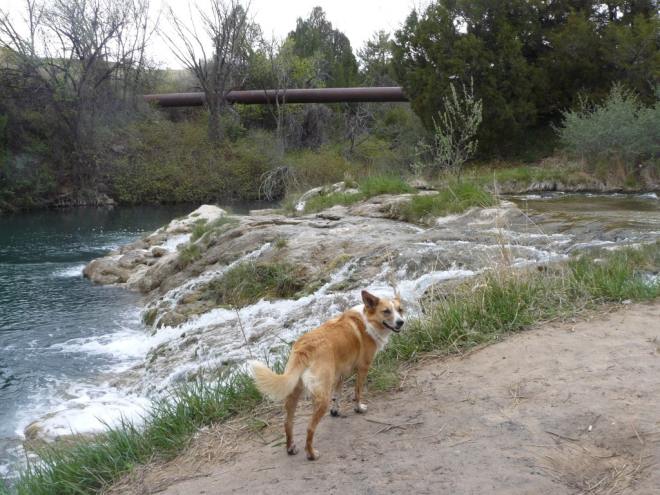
left=384, top=319, right=405, bottom=332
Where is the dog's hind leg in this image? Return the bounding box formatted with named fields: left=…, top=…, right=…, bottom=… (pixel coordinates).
left=305, top=392, right=329, bottom=460
left=303, top=369, right=332, bottom=460
left=330, top=378, right=342, bottom=417
left=284, top=380, right=303, bottom=455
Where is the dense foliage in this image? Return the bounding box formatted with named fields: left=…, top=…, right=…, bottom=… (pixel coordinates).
left=0, top=1, right=658, bottom=212
left=392, top=0, right=659, bottom=155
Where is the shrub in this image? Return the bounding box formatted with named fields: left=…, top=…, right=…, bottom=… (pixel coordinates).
left=556, top=84, right=660, bottom=164
left=415, top=80, right=483, bottom=175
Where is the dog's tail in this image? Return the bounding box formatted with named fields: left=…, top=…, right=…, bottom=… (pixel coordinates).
left=249, top=356, right=306, bottom=401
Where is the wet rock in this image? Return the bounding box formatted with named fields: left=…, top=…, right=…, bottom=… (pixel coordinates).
left=157, top=311, right=187, bottom=328
left=83, top=258, right=130, bottom=284
left=84, top=205, right=226, bottom=291
left=151, top=247, right=168, bottom=257
left=118, top=251, right=147, bottom=269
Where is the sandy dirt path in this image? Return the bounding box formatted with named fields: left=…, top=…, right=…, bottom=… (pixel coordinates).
left=113, top=302, right=660, bottom=495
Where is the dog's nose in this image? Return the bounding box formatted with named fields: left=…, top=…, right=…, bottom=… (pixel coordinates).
left=396, top=319, right=404, bottom=329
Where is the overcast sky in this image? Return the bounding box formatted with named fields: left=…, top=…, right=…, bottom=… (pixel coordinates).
left=1, top=0, right=420, bottom=69
left=161, top=0, right=418, bottom=68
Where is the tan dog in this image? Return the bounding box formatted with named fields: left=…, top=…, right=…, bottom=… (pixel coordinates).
left=250, top=290, right=405, bottom=460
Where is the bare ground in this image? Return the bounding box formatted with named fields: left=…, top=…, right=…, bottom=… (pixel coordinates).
left=110, top=302, right=660, bottom=495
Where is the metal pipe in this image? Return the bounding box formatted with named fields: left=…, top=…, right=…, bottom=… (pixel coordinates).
left=143, top=87, right=408, bottom=107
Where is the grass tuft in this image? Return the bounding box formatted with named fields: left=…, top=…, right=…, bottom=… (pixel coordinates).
left=5, top=369, right=261, bottom=495
left=176, top=243, right=201, bottom=268
left=397, top=182, right=496, bottom=223
left=357, top=176, right=414, bottom=197
left=303, top=192, right=363, bottom=213
left=206, top=261, right=306, bottom=307
left=302, top=174, right=414, bottom=214
left=190, top=216, right=239, bottom=242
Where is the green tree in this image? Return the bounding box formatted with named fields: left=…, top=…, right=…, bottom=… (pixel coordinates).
left=358, top=30, right=396, bottom=86
left=392, top=0, right=659, bottom=157
left=288, top=6, right=359, bottom=87
left=603, top=13, right=659, bottom=102
left=393, top=1, right=542, bottom=154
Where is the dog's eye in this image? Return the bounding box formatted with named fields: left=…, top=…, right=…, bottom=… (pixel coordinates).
left=398, top=307, right=404, bottom=314
left=383, top=309, right=392, bottom=315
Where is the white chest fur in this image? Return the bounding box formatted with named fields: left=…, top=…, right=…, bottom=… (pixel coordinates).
left=351, top=304, right=390, bottom=351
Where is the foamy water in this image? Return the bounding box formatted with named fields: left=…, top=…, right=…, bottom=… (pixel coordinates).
left=52, top=263, right=86, bottom=278
left=0, top=205, right=193, bottom=480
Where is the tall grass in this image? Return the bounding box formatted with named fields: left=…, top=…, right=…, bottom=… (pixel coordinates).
left=4, top=370, right=261, bottom=495
left=372, top=243, right=660, bottom=389
left=4, top=244, right=658, bottom=494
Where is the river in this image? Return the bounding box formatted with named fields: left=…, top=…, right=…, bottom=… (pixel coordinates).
left=0, top=206, right=198, bottom=478
left=0, top=193, right=658, bottom=481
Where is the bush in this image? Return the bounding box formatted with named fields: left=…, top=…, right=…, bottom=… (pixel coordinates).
left=414, top=80, right=483, bottom=175
left=556, top=84, right=660, bottom=164
left=112, top=119, right=278, bottom=204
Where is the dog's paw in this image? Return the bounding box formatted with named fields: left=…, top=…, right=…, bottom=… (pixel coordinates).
left=330, top=408, right=339, bottom=417
left=354, top=403, right=368, bottom=414
left=287, top=444, right=298, bottom=455
left=306, top=448, right=320, bottom=461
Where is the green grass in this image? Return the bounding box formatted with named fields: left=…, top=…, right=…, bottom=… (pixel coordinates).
left=371, top=242, right=660, bottom=390
left=302, top=174, right=414, bottom=214
left=206, top=261, right=306, bottom=307
left=303, top=192, right=363, bottom=213
left=176, top=243, right=201, bottom=268
left=396, top=182, right=496, bottom=223
left=4, top=243, right=658, bottom=494
left=5, top=369, right=261, bottom=495
left=190, top=216, right=239, bottom=242
left=273, top=237, right=288, bottom=249
left=357, top=176, right=414, bottom=196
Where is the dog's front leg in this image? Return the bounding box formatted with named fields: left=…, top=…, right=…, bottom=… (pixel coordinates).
left=353, top=367, right=368, bottom=413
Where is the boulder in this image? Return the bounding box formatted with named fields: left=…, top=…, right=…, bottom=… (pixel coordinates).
left=83, top=258, right=130, bottom=285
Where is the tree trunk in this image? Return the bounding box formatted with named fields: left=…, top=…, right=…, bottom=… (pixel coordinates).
left=207, top=98, right=223, bottom=145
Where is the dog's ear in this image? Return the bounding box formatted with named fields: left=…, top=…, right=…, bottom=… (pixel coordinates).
left=394, top=290, right=401, bottom=302
left=362, top=290, right=379, bottom=310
